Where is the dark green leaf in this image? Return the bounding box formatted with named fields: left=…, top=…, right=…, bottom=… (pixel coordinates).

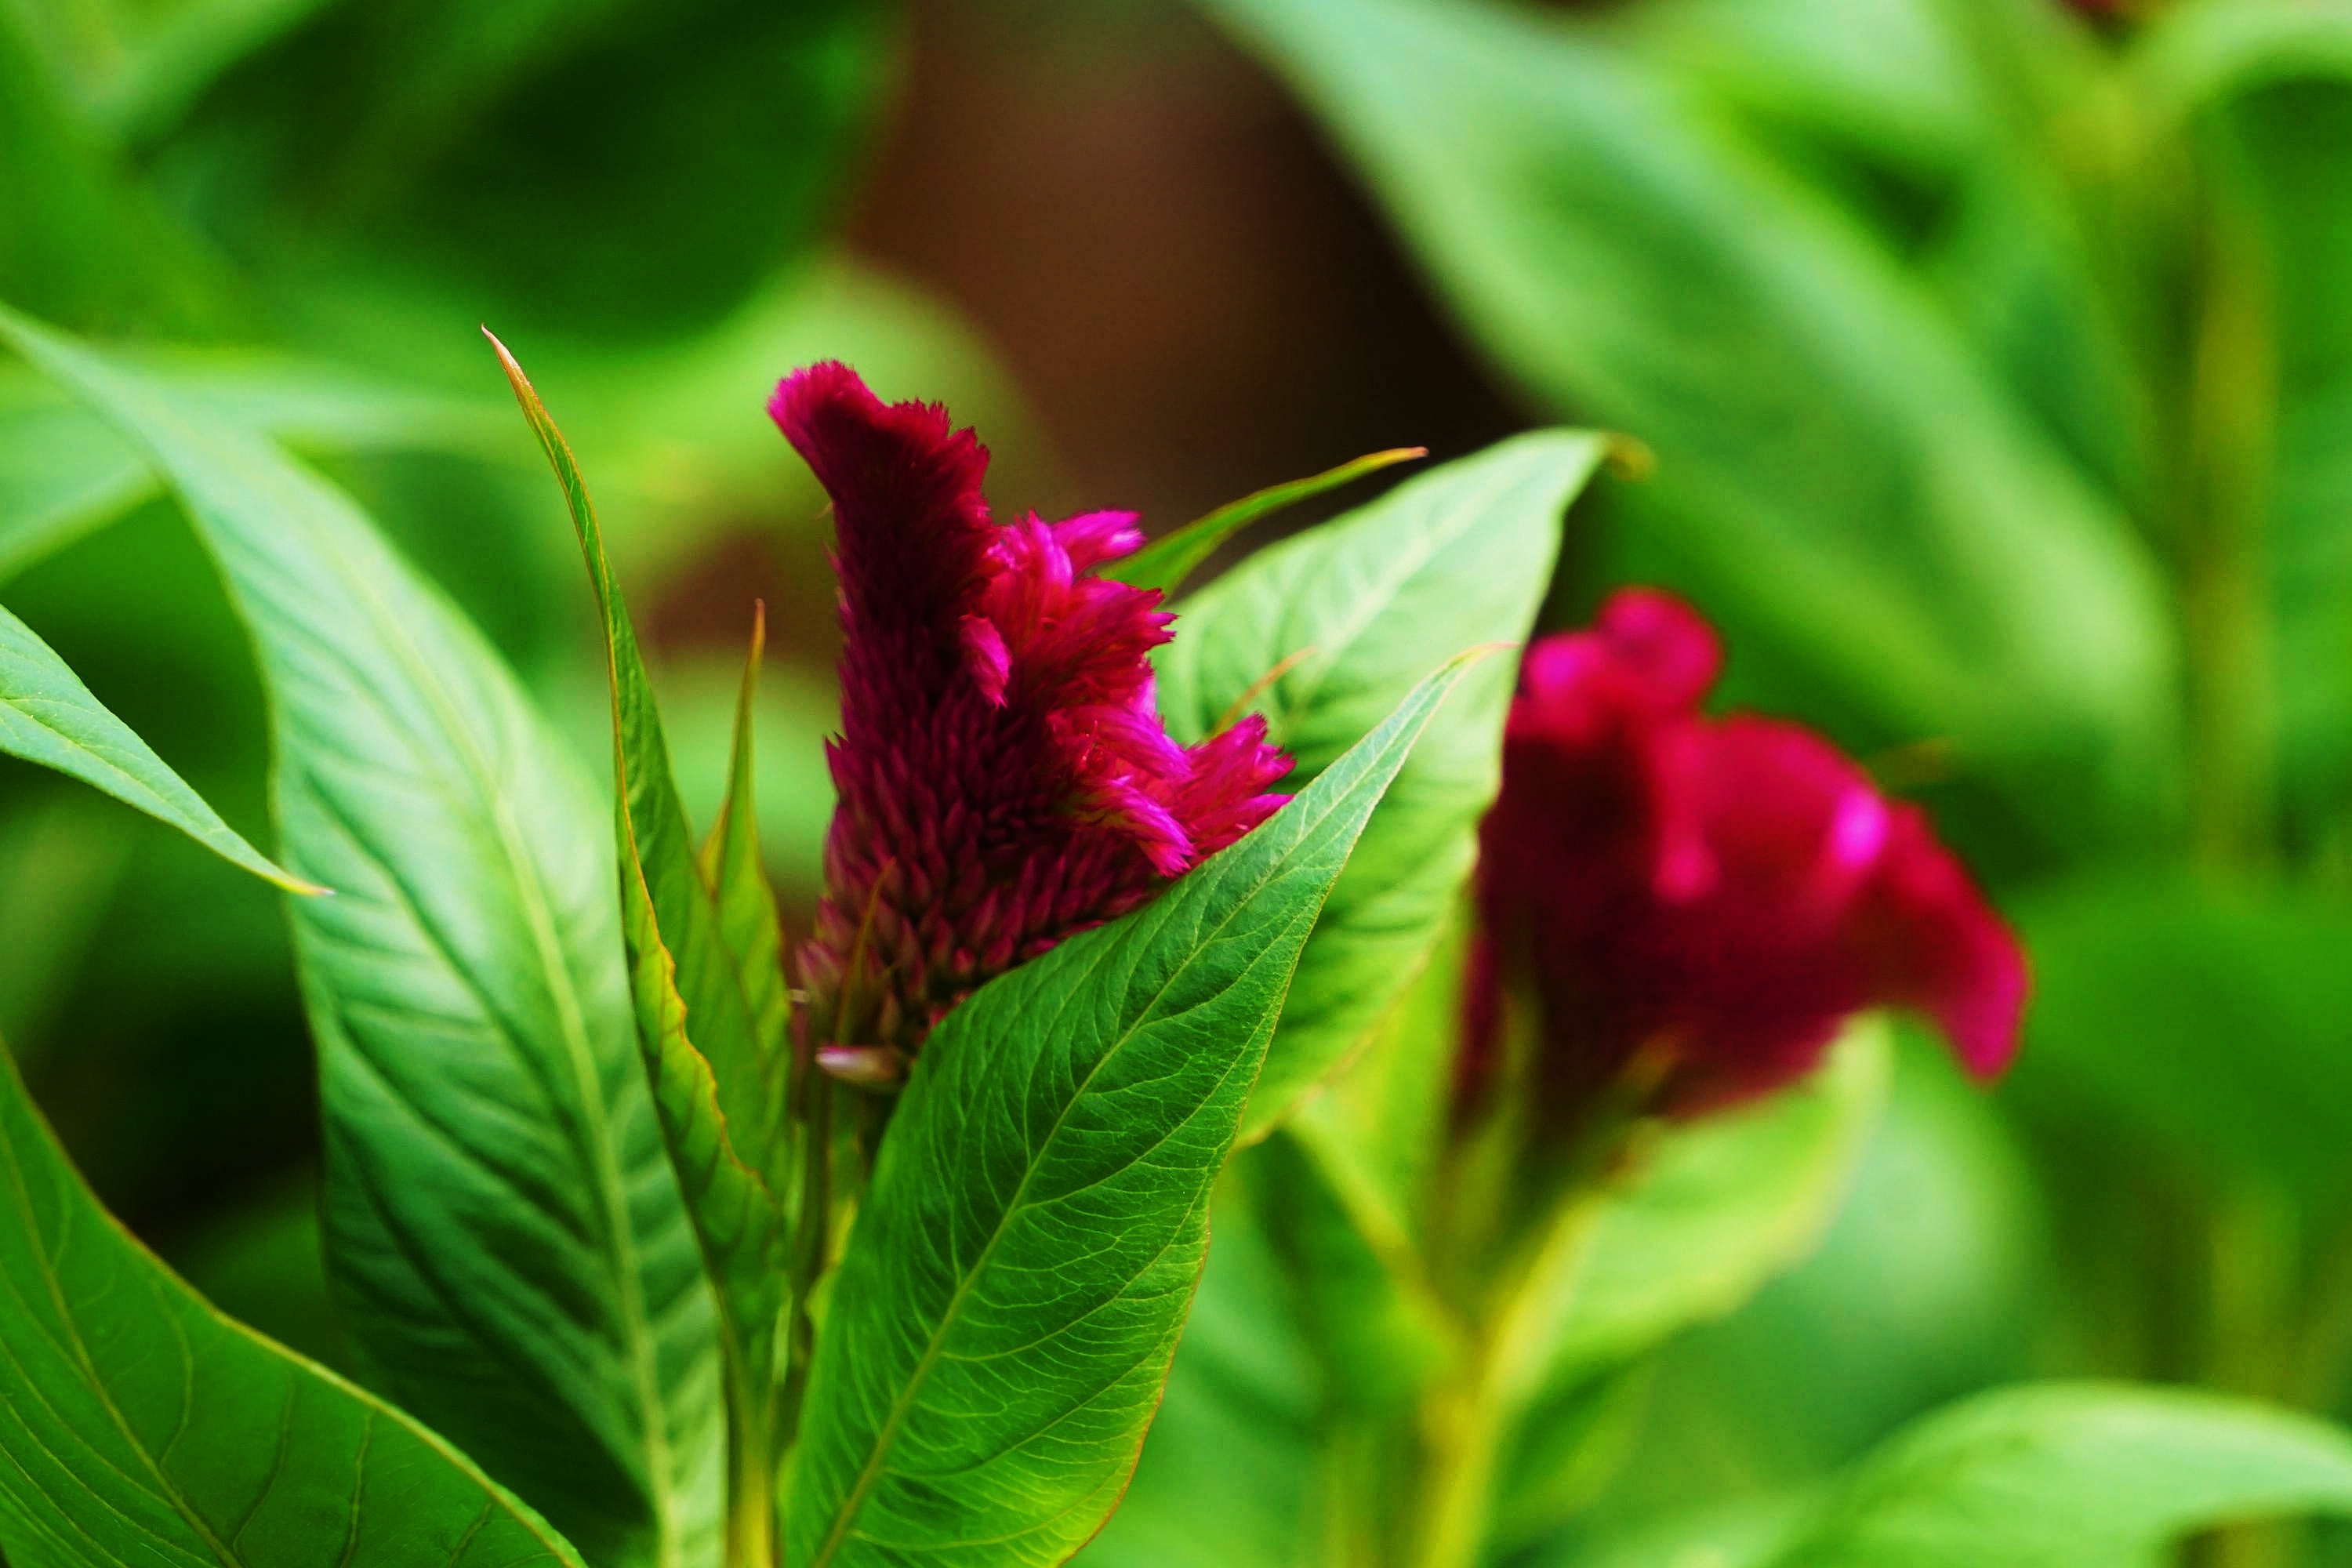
left=1102, top=446, right=1426, bottom=597
left=0, top=303, right=724, bottom=1568
left=788, top=655, right=1477, bottom=1568
left=1764, top=1383, right=2352, bottom=1567
left=1157, top=431, right=1604, bottom=1140
left=0, top=599, right=317, bottom=891
left=0, top=1042, right=590, bottom=1568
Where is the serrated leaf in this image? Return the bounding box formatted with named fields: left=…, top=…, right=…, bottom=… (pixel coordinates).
left=0, top=303, right=724, bottom=1568
left=1102, top=446, right=1425, bottom=597
left=0, top=599, right=318, bottom=892
left=787, top=655, right=1476, bottom=1568
left=1156, top=430, right=1604, bottom=1140
left=495, top=333, right=794, bottom=1555
left=0, top=1041, right=590, bottom=1568
left=1765, top=1383, right=2352, bottom=1568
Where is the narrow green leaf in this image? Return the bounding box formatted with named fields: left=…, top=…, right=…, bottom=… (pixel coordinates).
left=789, top=655, right=1479, bottom=1568
left=0, top=1042, right=590, bottom=1568
left=1102, top=446, right=1426, bottom=597
left=1156, top=431, right=1605, bottom=1139
left=1765, top=1383, right=2352, bottom=1567
left=0, top=303, right=724, bottom=1568
left=0, top=599, right=319, bottom=892
left=699, top=604, right=792, bottom=1059
left=494, top=333, right=794, bottom=1558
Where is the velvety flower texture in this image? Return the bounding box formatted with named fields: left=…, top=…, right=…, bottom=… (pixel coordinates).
left=1465, top=589, right=2026, bottom=1120
left=771, top=362, right=1291, bottom=1081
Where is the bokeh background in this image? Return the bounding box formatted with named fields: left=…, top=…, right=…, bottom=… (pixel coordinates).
left=6, top=0, right=2352, bottom=1559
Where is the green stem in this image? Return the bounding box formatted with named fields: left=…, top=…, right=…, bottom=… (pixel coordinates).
left=724, top=1374, right=779, bottom=1568
left=1413, top=1193, right=1606, bottom=1568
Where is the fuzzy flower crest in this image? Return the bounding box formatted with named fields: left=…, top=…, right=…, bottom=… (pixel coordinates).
left=1466, top=588, right=2026, bottom=1120
left=771, top=363, right=1291, bottom=1079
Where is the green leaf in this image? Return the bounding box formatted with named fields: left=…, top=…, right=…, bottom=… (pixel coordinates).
left=0, top=1042, right=591, bottom=1568
left=699, top=608, right=793, bottom=1068
left=495, top=333, right=793, bottom=1557
left=1763, top=1383, right=2352, bottom=1567
left=1157, top=431, right=1604, bottom=1141
left=0, top=599, right=318, bottom=892
left=0, top=303, right=724, bottom=1568
left=1102, top=446, right=1427, bottom=597
left=1207, top=0, right=2176, bottom=832
left=787, top=655, right=1478, bottom=1568
left=2136, top=0, right=2352, bottom=118
left=0, top=355, right=507, bottom=586
left=1515, top=1022, right=1891, bottom=1402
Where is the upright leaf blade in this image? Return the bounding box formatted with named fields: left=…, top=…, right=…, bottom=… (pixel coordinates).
left=0, top=1043, right=590, bottom=1568
left=0, top=599, right=318, bottom=891
left=700, top=606, right=792, bottom=1057
left=1156, top=431, right=1603, bottom=1138
left=493, top=334, right=794, bottom=1560
left=788, top=656, right=1479, bottom=1568
left=0, top=304, right=724, bottom=1568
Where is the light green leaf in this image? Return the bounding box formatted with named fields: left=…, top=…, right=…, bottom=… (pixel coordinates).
left=1764, top=1383, right=2352, bottom=1567
left=1515, top=1022, right=1891, bottom=1402
left=1158, top=431, right=1604, bottom=1140
left=1102, top=445, right=1427, bottom=597
left=1208, top=0, right=2176, bottom=830
left=0, top=1041, right=590, bottom=1568
left=495, top=333, right=793, bottom=1555
left=2136, top=0, right=2352, bottom=119
left=0, top=303, right=724, bottom=1568
left=0, top=356, right=507, bottom=585
left=698, top=609, right=793, bottom=1068
left=0, top=599, right=317, bottom=891
left=788, top=656, right=1476, bottom=1568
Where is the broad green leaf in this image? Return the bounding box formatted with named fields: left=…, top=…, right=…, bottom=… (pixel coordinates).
left=1763, top=1383, right=2352, bottom=1567
left=1513, top=1022, right=1891, bottom=1403
left=1157, top=431, right=1604, bottom=1140
left=2136, top=0, right=2352, bottom=119
left=1208, top=0, right=2176, bottom=833
left=1102, top=446, right=1426, bottom=597
left=788, top=655, right=1475, bottom=1568
left=2008, top=874, right=2352, bottom=1206
left=495, top=334, right=793, bottom=1553
left=0, top=357, right=507, bottom=585
left=0, top=599, right=317, bottom=891
left=0, top=304, right=724, bottom=1568
left=0, top=1042, right=590, bottom=1568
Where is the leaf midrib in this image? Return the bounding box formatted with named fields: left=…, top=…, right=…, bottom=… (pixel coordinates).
left=808, top=793, right=1351, bottom=1566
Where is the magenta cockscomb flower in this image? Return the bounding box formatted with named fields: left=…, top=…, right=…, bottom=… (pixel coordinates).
left=1463, top=588, right=2026, bottom=1122
left=771, top=362, right=1292, bottom=1083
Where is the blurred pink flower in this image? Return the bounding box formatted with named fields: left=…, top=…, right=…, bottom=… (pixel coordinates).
left=772, top=362, right=1290, bottom=1083
left=1464, top=589, right=2025, bottom=1121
